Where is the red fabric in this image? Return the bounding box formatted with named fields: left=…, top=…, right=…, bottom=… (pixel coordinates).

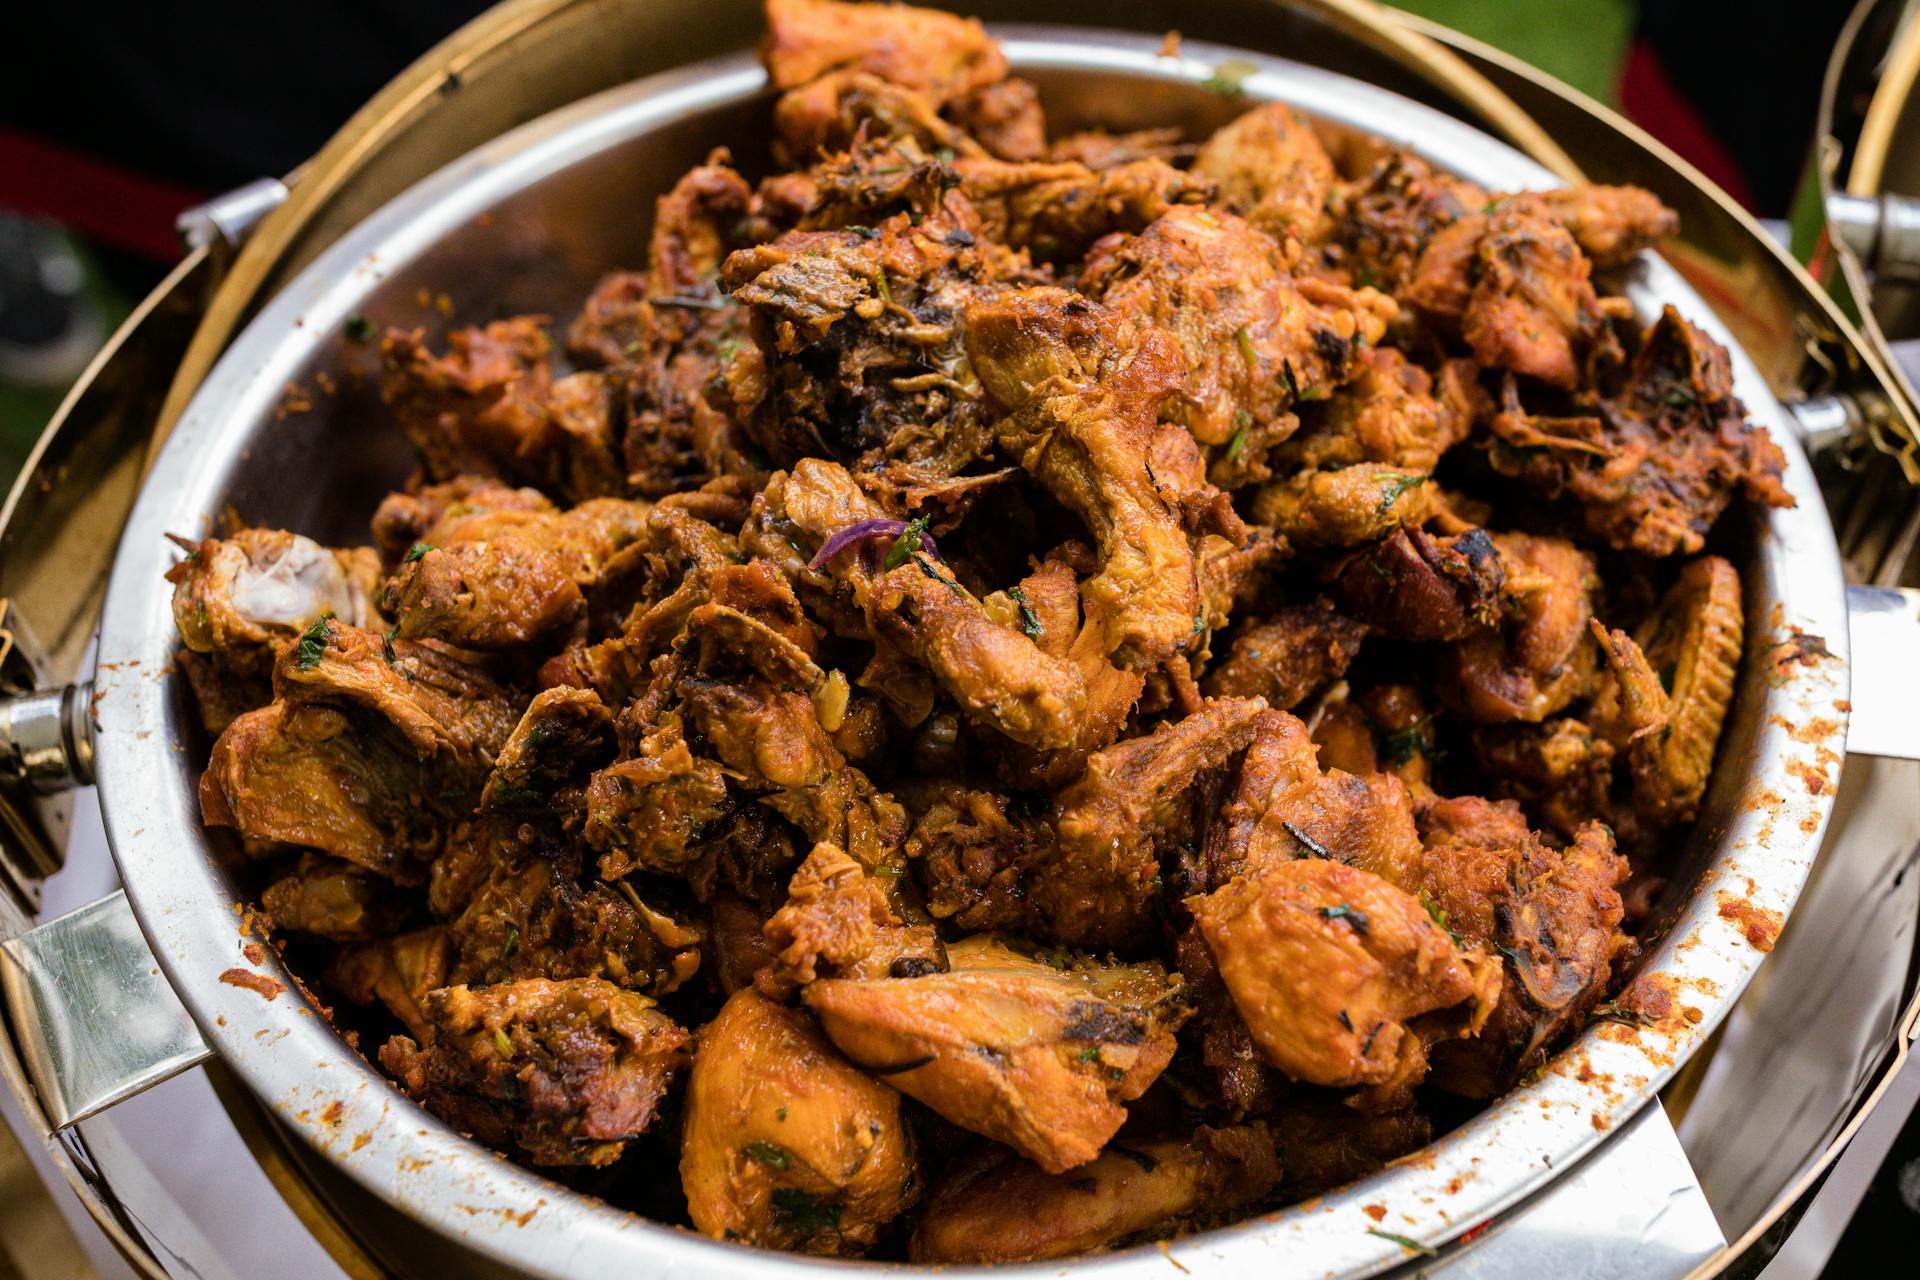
left=0, top=128, right=206, bottom=262
left=1616, top=40, right=1757, bottom=212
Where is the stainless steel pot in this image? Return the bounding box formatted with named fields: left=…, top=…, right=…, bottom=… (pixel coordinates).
left=0, top=24, right=1886, bottom=1280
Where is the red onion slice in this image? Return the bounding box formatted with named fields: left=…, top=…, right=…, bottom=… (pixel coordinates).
left=807, top=518, right=943, bottom=569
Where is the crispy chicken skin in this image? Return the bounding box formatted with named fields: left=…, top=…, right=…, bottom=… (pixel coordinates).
left=380, top=978, right=689, bottom=1167
left=805, top=936, right=1191, bottom=1173
left=681, top=989, right=918, bottom=1253
left=911, top=1123, right=1280, bottom=1262
left=169, top=2, right=1782, bottom=1258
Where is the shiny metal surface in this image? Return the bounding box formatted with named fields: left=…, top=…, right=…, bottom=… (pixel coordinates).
left=175, top=178, right=291, bottom=257
left=1845, top=585, right=1920, bottom=758
left=1826, top=191, right=1920, bottom=283
left=0, top=685, right=95, bottom=795
left=0, top=892, right=210, bottom=1132
left=80, top=32, right=1852, bottom=1280
left=1422, top=1104, right=1724, bottom=1280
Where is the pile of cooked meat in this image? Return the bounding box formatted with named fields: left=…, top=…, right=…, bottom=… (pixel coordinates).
left=167, top=0, right=1791, bottom=1262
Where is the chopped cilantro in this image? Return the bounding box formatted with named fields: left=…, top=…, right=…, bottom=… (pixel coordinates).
left=382, top=627, right=399, bottom=666
left=1366, top=1228, right=1435, bottom=1256
left=1419, top=890, right=1465, bottom=947
left=770, top=1188, right=841, bottom=1235
left=1226, top=409, right=1254, bottom=460
left=1378, top=719, right=1431, bottom=767
left=1077, top=1046, right=1101, bottom=1063
left=1664, top=388, right=1697, bottom=409
left=295, top=614, right=334, bottom=670
left=1203, top=58, right=1259, bottom=100
left=1234, top=325, right=1259, bottom=368
left=1007, top=585, right=1044, bottom=641
left=1317, top=904, right=1371, bottom=936
left=742, top=1140, right=791, bottom=1170
left=884, top=516, right=931, bottom=570
left=343, top=313, right=376, bottom=344
left=498, top=926, right=519, bottom=967
left=493, top=1028, right=514, bottom=1059
left=1374, top=472, right=1428, bottom=516
left=404, top=541, right=435, bottom=564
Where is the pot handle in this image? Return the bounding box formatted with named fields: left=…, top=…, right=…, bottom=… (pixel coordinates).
left=0, top=889, right=211, bottom=1133
left=1845, top=584, right=1920, bottom=760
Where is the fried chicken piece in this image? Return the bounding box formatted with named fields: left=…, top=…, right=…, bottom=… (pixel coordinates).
left=1047, top=126, right=1185, bottom=168
left=1042, top=696, right=1270, bottom=946
left=1193, top=102, right=1337, bottom=243
left=760, top=0, right=1006, bottom=104
left=1266, top=1099, right=1432, bottom=1199
left=772, top=70, right=979, bottom=167
left=379, top=978, right=689, bottom=1167
left=947, top=76, right=1047, bottom=160
left=380, top=498, right=650, bottom=651
left=1439, top=531, right=1598, bottom=723
left=369, top=475, right=554, bottom=561
left=1487, top=307, right=1792, bottom=558
left=1589, top=555, right=1744, bottom=827
left=804, top=936, right=1191, bottom=1173
left=1407, top=195, right=1612, bottom=390
left=1251, top=463, right=1434, bottom=548
left=1470, top=717, right=1617, bottom=842
left=329, top=925, right=450, bottom=1041
left=480, top=686, right=616, bottom=817
left=1414, top=796, right=1628, bottom=1097
left=1533, top=184, right=1679, bottom=269
left=260, top=853, right=406, bottom=941
left=911, top=1123, right=1280, bottom=1262
left=723, top=175, right=997, bottom=479
left=1189, top=857, right=1500, bottom=1091
left=966, top=287, right=1215, bottom=667
left=167, top=529, right=384, bottom=733
left=447, top=846, right=701, bottom=995
left=584, top=707, right=732, bottom=880
left=1328, top=149, right=1488, bottom=294
left=200, top=623, right=518, bottom=882
left=682, top=989, right=918, bottom=1253
left=1332, top=524, right=1505, bottom=642
left=760, top=842, right=943, bottom=996
left=1081, top=206, right=1395, bottom=447
left=1202, top=602, right=1367, bottom=711
left=954, top=155, right=1212, bottom=261
left=380, top=317, right=554, bottom=485
left=1276, top=349, right=1481, bottom=474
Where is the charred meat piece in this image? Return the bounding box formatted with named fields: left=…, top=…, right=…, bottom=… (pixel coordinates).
left=379, top=978, right=690, bottom=1167
left=1486, top=307, right=1792, bottom=557
left=760, top=842, right=944, bottom=996
left=1439, top=532, right=1599, bottom=723
left=911, top=1123, right=1280, bottom=1262
left=1252, top=463, right=1433, bottom=548
left=805, top=935, right=1191, bottom=1173
left=1202, top=602, right=1367, bottom=712
left=1328, top=149, right=1489, bottom=294
left=682, top=989, right=919, bottom=1253
left=1414, top=796, right=1629, bottom=1097
left=954, top=155, right=1212, bottom=262
left=1333, top=524, right=1504, bottom=643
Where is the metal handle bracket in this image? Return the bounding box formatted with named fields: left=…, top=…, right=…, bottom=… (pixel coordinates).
left=0, top=890, right=210, bottom=1132
left=1845, top=583, right=1920, bottom=759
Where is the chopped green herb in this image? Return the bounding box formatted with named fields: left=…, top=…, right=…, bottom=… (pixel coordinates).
left=743, top=1140, right=791, bottom=1170
left=526, top=725, right=551, bottom=749
left=1378, top=720, right=1431, bottom=767
left=624, top=339, right=645, bottom=355
left=1374, top=472, right=1428, bottom=516
left=776, top=1106, right=789, bottom=1121
left=1664, top=388, right=1696, bottom=409
left=1233, top=325, right=1259, bottom=368
left=404, top=541, right=435, bottom=564
left=296, top=614, right=334, bottom=670
left=1280, top=358, right=1301, bottom=401
left=884, top=516, right=931, bottom=570
left=770, top=1188, right=841, bottom=1235
left=493, top=1028, right=514, bottom=1059
left=1299, top=383, right=1330, bottom=401
left=1192, top=613, right=1206, bottom=636
left=934, top=146, right=957, bottom=165
left=1366, top=1228, right=1435, bottom=1256
left=343, top=313, right=376, bottom=344
left=1226, top=409, right=1254, bottom=460
left=1203, top=58, right=1259, bottom=100
left=1077, top=1046, right=1101, bottom=1063
left=382, top=627, right=399, bottom=666
left=1419, top=890, right=1465, bottom=947
left=1282, top=820, right=1331, bottom=859
left=1317, top=904, right=1371, bottom=936
left=873, top=271, right=892, bottom=304
left=1006, top=584, right=1045, bottom=641
left=499, top=926, right=519, bottom=967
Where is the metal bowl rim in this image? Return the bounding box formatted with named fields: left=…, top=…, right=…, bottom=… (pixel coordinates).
left=91, top=28, right=1851, bottom=1280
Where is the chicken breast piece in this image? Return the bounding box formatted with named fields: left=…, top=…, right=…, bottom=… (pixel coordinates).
left=804, top=935, right=1191, bottom=1173
left=681, top=989, right=918, bottom=1253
